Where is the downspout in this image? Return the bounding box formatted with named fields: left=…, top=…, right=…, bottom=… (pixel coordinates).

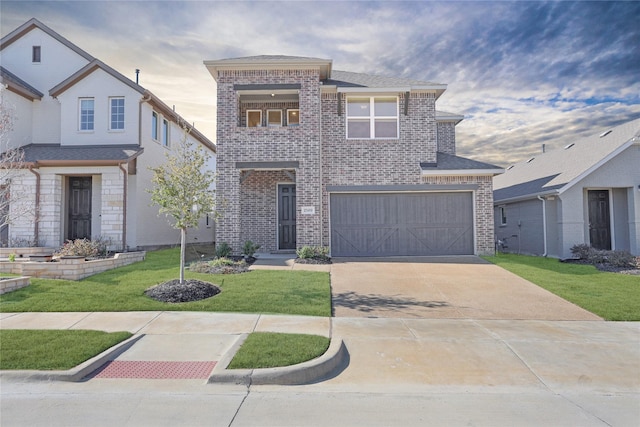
left=537, top=195, right=547, bottom=257
left=28, top=165, right=40, bottom=244
left=119, top=163, right=128, bottom=252
left=138, top=93, right=151, bottom=146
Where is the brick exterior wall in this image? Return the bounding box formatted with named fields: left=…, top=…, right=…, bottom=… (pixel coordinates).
left=437, top=121, right=456, bottom=155
left=215, top=69, right=322, bottom=253
left=214, top=63, right=496, bottom=256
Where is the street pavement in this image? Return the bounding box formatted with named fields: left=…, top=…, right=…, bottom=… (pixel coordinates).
left=1, top=255, right=639, bottom=426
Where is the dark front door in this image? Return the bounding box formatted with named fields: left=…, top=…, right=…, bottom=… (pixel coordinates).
left=68, top=177, right=92, bottom=240
left=588, top=190, right=611, bottom=250
left=278, top=184, right=296, bottom=250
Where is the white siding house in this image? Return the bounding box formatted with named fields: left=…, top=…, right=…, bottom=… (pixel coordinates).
left=0, top=18, right=216, bottom=251
left=493, top=118, right=640, bottom=258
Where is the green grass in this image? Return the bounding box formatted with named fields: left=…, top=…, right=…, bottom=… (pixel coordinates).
left=483, top=253, right=640, bottom=321
left=228, top=332, right=330, bottom=369
left=0, top=248, right=331, bottom=317
left=0, top=329, right=132, bottom=370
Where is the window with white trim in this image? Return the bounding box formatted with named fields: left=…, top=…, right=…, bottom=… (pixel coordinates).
left=287, top=109, right=299, bottom=126
left=247, top=110, right=262, bottom=127
left=79, top=98, right=94, bottom=131
left=267, top=110, right=282, bottom=127
left=151, top=111, right=159, bottom=140
left=109, top=97, right=125, bottom=130
left=346, top=96, right=398, bottom=139
left=161, top=118, right=169, bottom=146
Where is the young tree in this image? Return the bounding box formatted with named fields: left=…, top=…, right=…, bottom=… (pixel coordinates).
left=148, top=127, right=216, bottom=284
left=0, top=90, right=35, bottom=242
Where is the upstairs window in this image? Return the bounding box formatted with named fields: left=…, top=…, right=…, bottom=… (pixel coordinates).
left=267, top=110, right=282, bottom=127
left=347, top=96, right=398, bottom=139
left=151, top=112, right=158, bottom=140
left=32, top=46, right=41, bottom=63
left=287, top=109, right=300, bottom=126
left=247, top=110, right=262, bottom=127
left=161, top=119, right=169, bottom=146
left=109, top=97, right=125, bottom=130
left=79, top=98, right=94, bottom=131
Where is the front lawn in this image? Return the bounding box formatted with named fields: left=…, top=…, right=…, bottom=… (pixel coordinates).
left=0, top=329, right=132, bottom=370
left=0, top=248, right=331, bottom=317
left=483, top=253, right=640, bottom=321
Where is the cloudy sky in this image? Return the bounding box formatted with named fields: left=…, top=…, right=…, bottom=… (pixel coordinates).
left=2, top=1, right=639, bottom=166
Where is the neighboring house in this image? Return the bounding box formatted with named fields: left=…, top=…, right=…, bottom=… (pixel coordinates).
left=204, top=56, right=503, bottom=257
left=0, top=18, right=216, bottom=251
left=493, top=118, right=640, bottom=258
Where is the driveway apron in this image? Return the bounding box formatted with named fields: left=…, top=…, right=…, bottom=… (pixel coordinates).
left=330, top=256, right=601, bottom=320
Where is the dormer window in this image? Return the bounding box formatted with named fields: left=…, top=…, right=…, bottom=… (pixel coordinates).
left=32, top=46, right=41, bottom=63
left=346, top=96, right=398, bottom=139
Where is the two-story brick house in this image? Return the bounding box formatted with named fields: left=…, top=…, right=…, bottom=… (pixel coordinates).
left=205, top=56, right=502, bottom=257
left=0, top=18, right=216, bottom=251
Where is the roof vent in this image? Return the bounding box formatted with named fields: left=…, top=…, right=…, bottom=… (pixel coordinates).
left=600, top=130, right=612, bottom=138
left=526, top=157, right=535, bottom=163
left=564, top=143, right=575, bottom=149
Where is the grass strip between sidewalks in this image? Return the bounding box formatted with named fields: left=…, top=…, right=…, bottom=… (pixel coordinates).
left=0, top=248, right=331, bottom=317
left=483, top=253, right=640, bottom=321
left=0, top=329, right=132, bottom=370
left=228, top=332, right=330, bottom=369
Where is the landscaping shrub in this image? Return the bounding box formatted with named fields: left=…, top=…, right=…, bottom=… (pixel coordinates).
left=215, top=242, right=232, bottom=258
left=570, top=244, right=592, bottom=260
left=189, top=257, right=248, bottom=274
left=55, top=237, right=110, bottom=258
left=296, top=246, right=330, bottom=261
left=242, top=240, right=261, bottom=257
left=569, top=243, right=638, bottom=270
left=608, top=250, right=637, bottom=268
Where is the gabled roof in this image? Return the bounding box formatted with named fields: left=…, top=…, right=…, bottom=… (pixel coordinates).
left=49, top=59, right=144, bottom=97
left=0, top=66, right=44, bottom=100
left=493, top=117, right=640, bottom=203
left=204, top=55, right=333, bottom=80
left=421, top=152, right=503, bottom=176
left=0, top=18, right=94, bottom=61
left=325, top=70, right=447, bottom=97
left=21, top=144, right=143, bottom=166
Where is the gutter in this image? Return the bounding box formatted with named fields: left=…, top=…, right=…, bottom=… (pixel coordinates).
left=139, top=93, right=151, bottom=147
left=27, top=166, right=40, bottom=244
left=318, top=85, right=323, bottom=248
left=118, top=163, right=128, bottom=252
left=537, top=195, right=547, bottom=257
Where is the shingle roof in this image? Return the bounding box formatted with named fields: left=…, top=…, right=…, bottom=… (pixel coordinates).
left=421, top=152, right=503, bottom=173
left=326, top=70, right=445, bottom=90
left=0, top=66, right=44, bottom=100
left=493, top=117, right=640, bottom=202
left=21, top=144, right=143, bottom=165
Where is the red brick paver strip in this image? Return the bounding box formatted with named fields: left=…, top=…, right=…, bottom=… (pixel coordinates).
left=91, top=361, right=217, bottom=379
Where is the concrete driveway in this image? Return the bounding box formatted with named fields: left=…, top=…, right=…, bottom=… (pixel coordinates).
left=331, top=256, right=601, bottom=320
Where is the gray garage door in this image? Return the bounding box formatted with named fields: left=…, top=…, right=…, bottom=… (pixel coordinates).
left=330, top=192, right=474, bottom=257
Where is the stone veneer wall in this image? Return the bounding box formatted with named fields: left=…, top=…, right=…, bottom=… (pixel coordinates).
left=0, top=251, right=145, bottom=280
left=216, top=69, right=322, bottom=253
left=421, top=175, right=496, bottom=255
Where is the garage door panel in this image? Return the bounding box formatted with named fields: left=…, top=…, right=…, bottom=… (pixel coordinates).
left=331, top=192, right=474, bottom=256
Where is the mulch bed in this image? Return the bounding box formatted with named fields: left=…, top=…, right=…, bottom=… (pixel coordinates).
left=295, top=257, right=332, bottom=265
left=145, top=279, right=221, bottom=303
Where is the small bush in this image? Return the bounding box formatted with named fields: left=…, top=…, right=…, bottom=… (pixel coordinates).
left=570, top=244, right=592, bottom=260
left=215, top=242, right=232, bottom=258
left=210, top=257, right=237, bottom=267
left=242, top=240, right=261, bottom=257
left=189, top=257, right=248, bottom=274
left=55, top=237, right=110, bottom=258
left=608, top=250, right=636, bottom=268
left=587, top=249, right=609, bottom=265
left=296, top=246, right=330, bottom=260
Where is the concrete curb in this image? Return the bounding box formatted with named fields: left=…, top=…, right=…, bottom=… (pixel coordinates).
left=208, top=336, right=349, bottom=385
left=0, top=334, right=144, bottom=382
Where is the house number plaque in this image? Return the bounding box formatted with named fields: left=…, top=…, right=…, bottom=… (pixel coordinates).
left=301, top=206, right=315, bottom=215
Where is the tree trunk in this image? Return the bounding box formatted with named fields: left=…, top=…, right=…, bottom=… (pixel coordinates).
left=180, top=227, right=186, bottom=284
